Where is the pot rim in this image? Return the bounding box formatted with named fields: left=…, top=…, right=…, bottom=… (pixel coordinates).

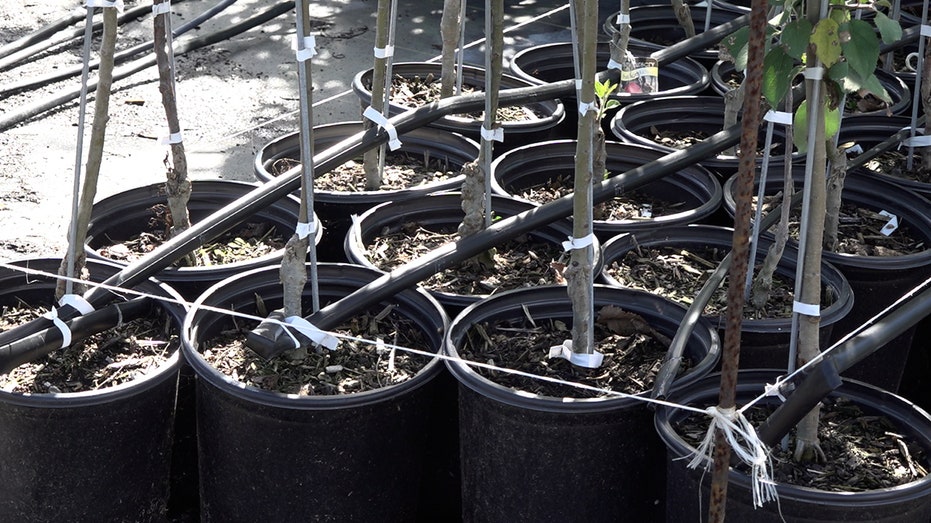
left=181, top=262, right=448, bottom=411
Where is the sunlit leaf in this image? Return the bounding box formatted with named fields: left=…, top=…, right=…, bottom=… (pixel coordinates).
left=811, top=18, right=841, bottom=67
left=873, top=11, right=903, bottom=45
left=781, top=18, right=812, bottom=60
left=763, top=47, right=796, bottom=107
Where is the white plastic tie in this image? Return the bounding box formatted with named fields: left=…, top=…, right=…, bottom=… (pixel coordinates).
left=562, top=233, right=595, bottom=251
left=763, top=379, right=787, bottom=402
left=615, top=13, right=630, bottom=25
left=606, top=58, right=623, bottom=70
left=922, top=24, right=931, bottom=37
left=547, top=340, right=604, bottom=368
left=363, top=106, right=402, bottom=150
left=373, top=45, right=395, bottom=59
left=763, top=110, right=793, bottom=126
left=792, top=300, right=821, bottom=317
left=480, top=126, right=504, bottom=142
left=283, top=316, right=339, bottom=350
left=43, top=307, right=72, bottom=349
left=686, top=406, right=778, bottom=509
left=295, top=220, right=318, bottom=240
left=85, top=0, right=125, bottom=13
left=59, top=294, right=95, bottom=315
left=879, top=210, right=899, bottom=236
left=577, top=101, right=596, bottom=116
left=803, top=67, right=824, bottom=81
left=294, top=35, right=317, bottom=62
left=900, top=135, right=931, bottom=148
left=575, top=79, right=583, bottom=91
left=152, top=2, right=170, bottom=16
left=159, top=132, right=183, bottom=145
left=845, top=143, right=863, bottom=156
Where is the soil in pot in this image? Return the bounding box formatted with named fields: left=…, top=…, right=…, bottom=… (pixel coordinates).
left=658, top=370, right=931, bottom=522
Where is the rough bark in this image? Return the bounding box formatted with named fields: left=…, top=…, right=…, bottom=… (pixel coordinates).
left=154, top=0, right=191, bottom=238
left=671, top=0, right=696, bottom=38
left=822, top=141, right=847, bottom=252
left=58, top=7, right=118, bottom=299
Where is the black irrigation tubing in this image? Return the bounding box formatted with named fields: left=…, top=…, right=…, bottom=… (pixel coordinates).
left=0, top=0, right=290, bottom=133
left=650, top=12, right=750, bottom=64
left=0, top=1, right=163, bottom=72
left=0, top=297, right=153, bottom=374
left=0, top=0, right=235, bottom=97
left=0, top=7, right=87, bottom=60
left=757, top=279, right=931, bottom=446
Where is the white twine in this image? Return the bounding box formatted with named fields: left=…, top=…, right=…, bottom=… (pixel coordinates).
left=686, top=406, right=778, bottom=509
left=362, top=106, right=402, bottom=150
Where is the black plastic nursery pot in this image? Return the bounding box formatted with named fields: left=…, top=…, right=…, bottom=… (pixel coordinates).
left=611, top=95, right=803, bottom=179
left=445, top=284, right=721, bottom=523
left=722, top=169, right=931, bottom=393
left=599, top=224, right=854, bottom=370
left=0, top=258, right=185, bottom=522
left=253, top=121, right=480, bottom=261
left=351, top=62, right=566, bottom=154
left=709, top=60, right=911, bottom=117
left=490, top=140, right=723, bottom=241
left=508, top=41, right=709, bottom=135
left=85, top=179, right=312, bottom=299
left=837, top=114, right=931, bottom=198
left=344, top=192, right=602, bottom=317
left=182, top=263, right=451, bottom=522
left=656, top=369, right=931, bottom=522
left=603, top=4, right=747, bottom=66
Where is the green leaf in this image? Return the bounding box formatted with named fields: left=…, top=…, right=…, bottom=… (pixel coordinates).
left=762, top=47, right=796, bottom=107
left=844, top=68, right=892, bottom=102
left=841, top=19, right=880, bottom=79
left=781, top=19, right=811, bottom=60
left=873, top=11, right=903, bottom=45
left=824, top=104, right=840, bottom=139
left=793, top=101, right=809, bottom=153
left=811, top=18, right=842, bottom=67
left=721, top=26, right=749, bottom=70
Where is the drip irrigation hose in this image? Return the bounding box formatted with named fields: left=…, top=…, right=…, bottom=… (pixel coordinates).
left=0, top=0, right=235, bottom=97
left=757, top=279, right=931, bottom=447
left=0, top=297, right=153, bottom=374
left=649, top=13, right=750, bottom=64
left=0, top=2, right=163, bottom=72
left=0, top=73, right=597, bottom=351
left=847, top=116, right=926, bottom=169
left=0, top=7, right=86, bottom=60
left=0, top=0, right=289, bottom=133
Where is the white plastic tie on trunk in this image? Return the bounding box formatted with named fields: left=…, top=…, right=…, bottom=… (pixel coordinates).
left=373, top=45, right=395, bottom=59
left=900, top=135, right=931, bottom=148
left=480, top=125, right=504, bottom=142
left=85, top=0, right=125, bottom=13
left=59, top=294, right=95, bottom=315
left=606, top=58, right=622, bottom=70
left=363, top=106, right=402, bottom=150
left=922, top=24, right=931, bottom=37
left=686, top=406, right=778, bottom=509
left=792, top=300, right=821, bottom=317
left=294, top=35, right=317, bottom=62
left=577, top=101, right=596, bottom=116
left=879, top=210, right=899, bottom=236
left=159, top=132, right=183, bottom=145
left=615, top=13, right=630, bottom=25
left=575, top=79, right=583, bottom=91
left=152, top=2, right=171, bottom=16
left=763, top=110, right=793, bottom=126
left=295, top=220, right=318, bottom=240
left=43, top=307, right=73, bottom=348
left=547, top=340, right=604, bottom=368
left=845, top=143, right=863, bottom=156
left=283, top=316, right=339, bottom=350
left=562, top=233, right=594, bottom=251
left=803, top=67, right=824, bottom=81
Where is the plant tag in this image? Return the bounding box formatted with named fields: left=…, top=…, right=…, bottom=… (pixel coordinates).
left=878, top=210, right=899, bottom=236
left=619, top=54, right=658, bottom=94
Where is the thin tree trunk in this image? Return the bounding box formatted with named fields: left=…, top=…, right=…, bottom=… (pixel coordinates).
left=671, top=0, right=696, bottom=38
left=722, top=82, right=745, bottom=156
left=363, top=0, right=391, bottom=190
left=609, top=0, right=631, bottom=66
left=567, top=0, right=597, bottom=358
left=921, top=39, right=931, bottom=171
left=460, top=0, right=502, bottom=240
left=440, top=0, right=462, bottom=97
left=822, top=141, right=846, bottom=252
left=57, top=7, right=118, bottom=299
left=154, top=0, right=191, bottom=238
